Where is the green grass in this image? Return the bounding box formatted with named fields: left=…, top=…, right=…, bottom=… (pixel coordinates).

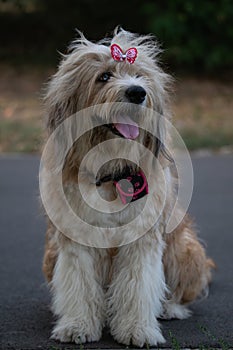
left=181, top=128, right=233, bottom=150
left=169, top=330, right=181, bottom=350
left=1, top=119, right=233, bottom=154
left=0, top=119, right=43, bottom=153
left=47, top=324, right=229, bottom=350
left=0, top=69, right=232, bottom=154
left=167, top=324, right=230, bottom=350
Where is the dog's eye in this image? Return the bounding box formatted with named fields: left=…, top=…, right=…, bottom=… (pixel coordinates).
left=98, top=72, right=112, bottom=82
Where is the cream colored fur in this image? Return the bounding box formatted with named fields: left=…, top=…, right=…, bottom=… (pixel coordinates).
left=42, top=28, right=214, bottom=347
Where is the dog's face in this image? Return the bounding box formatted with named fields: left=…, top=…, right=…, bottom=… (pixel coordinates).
left=45, top=28, right=171, bottom=180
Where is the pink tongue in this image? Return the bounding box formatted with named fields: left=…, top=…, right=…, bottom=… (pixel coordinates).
left=113, top=116, right=139, bottom=139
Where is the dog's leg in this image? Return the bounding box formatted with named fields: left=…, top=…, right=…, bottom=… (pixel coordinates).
left=51, top=241, right=106, bottom=344
left=162, top=217, right=215, bottom=320
left=106, top=231, right=166, bottom=347
left=43, top=220, right=58, bottom=283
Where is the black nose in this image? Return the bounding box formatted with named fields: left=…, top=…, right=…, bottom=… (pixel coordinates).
left=125, top=85, right=146, bottom=104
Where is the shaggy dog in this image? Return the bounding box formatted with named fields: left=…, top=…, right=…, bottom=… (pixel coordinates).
left=42, top=28, right=214, bottom=347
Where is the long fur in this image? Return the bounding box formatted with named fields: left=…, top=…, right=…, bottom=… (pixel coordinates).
left=42, top=28, right=214, bottom=347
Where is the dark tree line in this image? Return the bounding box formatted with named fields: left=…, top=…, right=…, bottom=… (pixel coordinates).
left=0, top=0, right=232, bottom=74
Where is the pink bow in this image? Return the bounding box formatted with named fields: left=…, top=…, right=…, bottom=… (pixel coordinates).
left=111, top=44, right=138, bottom=64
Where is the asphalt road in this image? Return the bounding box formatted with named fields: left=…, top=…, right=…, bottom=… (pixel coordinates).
left=0, top=153, right=233, bottom=350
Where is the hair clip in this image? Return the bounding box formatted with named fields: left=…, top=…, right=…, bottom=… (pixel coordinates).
left=111, top=44, right=138, bottom=64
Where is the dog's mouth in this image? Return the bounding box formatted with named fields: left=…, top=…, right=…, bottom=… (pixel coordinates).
left=105, top=116, right=139, bottom=140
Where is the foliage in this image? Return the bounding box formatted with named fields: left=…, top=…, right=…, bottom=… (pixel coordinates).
left=0, top=0, right=233, bottom=74
left=0, top=0, right=144, bottom=66
left=143, top=0, right=233, bottom=73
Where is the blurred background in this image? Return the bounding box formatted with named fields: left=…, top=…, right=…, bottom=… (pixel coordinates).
left=0, top=0, right=232, bottom=153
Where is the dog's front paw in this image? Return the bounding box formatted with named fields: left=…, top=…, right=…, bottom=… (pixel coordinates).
left=111, top=321, right=165, bottom=347
left=51, top=317, right=102, bottom=344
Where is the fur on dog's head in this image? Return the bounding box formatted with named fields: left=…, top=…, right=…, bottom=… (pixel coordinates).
left=45, top=27, right=172, bottom=181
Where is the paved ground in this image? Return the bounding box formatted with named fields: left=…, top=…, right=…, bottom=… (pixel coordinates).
left=0, top=154, right=232, bottom=350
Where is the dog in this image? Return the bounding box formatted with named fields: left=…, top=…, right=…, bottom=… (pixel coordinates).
left=41, top=27, right=214, bottom=347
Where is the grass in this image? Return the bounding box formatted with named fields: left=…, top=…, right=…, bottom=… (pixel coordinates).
left=0, top=67, right=232, bottom=153
left=172, top=77, right=233, bottom=152
left=182, top=128, right=233, bottom=150
left=0, top=119, right=43, bottom=153
left=48, top=325, right=230, bottom=350
left=167, top=325, right=230, bottom=350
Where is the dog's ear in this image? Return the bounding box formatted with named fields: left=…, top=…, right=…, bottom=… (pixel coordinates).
left=145, top=111, right=172, bottom=162
left=44, top=58, right=82, bottom=134
left=44, top=32, right=94, bottom=134
left=45, top=95, right=75, bottom=134
left=45, top=101, right=63, bottom=134
left=156, top=139, right=173, bottom=161
left=156, top=114, right=172, bottom=161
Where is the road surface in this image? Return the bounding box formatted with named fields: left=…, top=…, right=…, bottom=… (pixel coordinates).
left=0, top=153, right=232, bottom=349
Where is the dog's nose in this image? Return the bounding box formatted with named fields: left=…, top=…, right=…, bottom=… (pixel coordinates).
left=125, top=85, right=146, bottom=104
